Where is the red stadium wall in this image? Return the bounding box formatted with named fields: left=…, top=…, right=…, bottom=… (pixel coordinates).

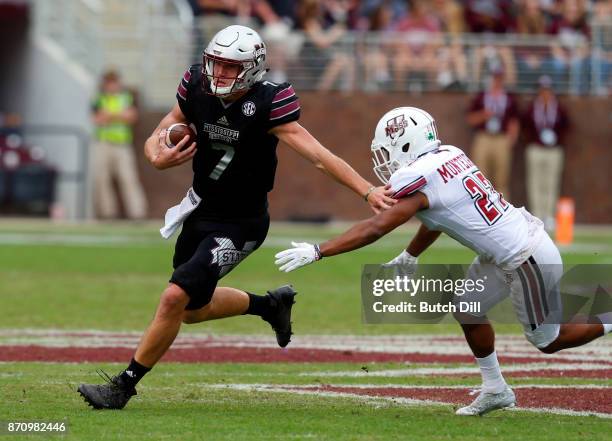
left=135, top=93, right=611, bottom=223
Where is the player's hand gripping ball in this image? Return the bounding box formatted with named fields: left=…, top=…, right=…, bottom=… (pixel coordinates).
left=165, top=123, right=197, bottom=151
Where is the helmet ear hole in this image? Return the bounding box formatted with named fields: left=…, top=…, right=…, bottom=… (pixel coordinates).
left=401, top=143, right=410, bottom=153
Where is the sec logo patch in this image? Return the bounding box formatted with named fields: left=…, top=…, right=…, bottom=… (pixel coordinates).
left=242, top=101, right=256, bottom=116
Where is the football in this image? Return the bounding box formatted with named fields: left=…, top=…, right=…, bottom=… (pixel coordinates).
left=165, top=123, right=197, bottom=150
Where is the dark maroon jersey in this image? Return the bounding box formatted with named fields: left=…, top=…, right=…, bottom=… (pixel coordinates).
left=176, top=64, right=300, bottom=219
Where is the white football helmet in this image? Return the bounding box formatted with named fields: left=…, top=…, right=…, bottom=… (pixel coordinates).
left=371, top=107, right=441, bottom=183
left=203, top=25, right=268, bottom=97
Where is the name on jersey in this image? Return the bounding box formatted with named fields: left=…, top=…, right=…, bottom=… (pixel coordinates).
left=437, top=153, right=476, bottom=184
left=202, top=123, right=240, bottom=143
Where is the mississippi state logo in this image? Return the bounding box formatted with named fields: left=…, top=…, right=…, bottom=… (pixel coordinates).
left=242, top=101, right=256, bottom=116
left=385, top=115, right=408, bottom=138
left=211, top=237, right=257, bottom=276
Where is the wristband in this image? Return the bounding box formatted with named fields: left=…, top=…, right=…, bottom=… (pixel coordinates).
left=314, top=244, right=323, bottom=261
left=364, top=186, right=376, bottom=202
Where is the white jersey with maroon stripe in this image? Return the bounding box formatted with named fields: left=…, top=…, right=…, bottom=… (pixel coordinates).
left=388, top=145, right=545, bottom=270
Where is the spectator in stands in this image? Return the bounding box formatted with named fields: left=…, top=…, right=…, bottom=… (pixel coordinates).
left=464, top=0, right=518, bottom=87
left=591, top=0, right=612, bottom=94
left=264, top=0, right=297, bottom=24
left=358, top=0, right=408, bottom=27
left=324, top=0, right=361, bottom=30
left=464, top=0, right=516, bottom=34
left=473, top=36, right=518, bottom=87
left=516, top=0, right=553, bottom=89
left=548, top=0, right=590, bottom=94
left=593, top=0, right=612, bottom=17
left=256, top=0, right=299, bottom=84
left=193, top=0, right=258, bottom=45
left=92, top=70, right=147, bottom=220
left=391, top=0, right=442, bottom=92
left=197, top=0, right=253, bottom=21
left=523, top=75, right=568, bottom=231
left=432, top=0, right=465, bottom=35
left=430, top=0, right=468, bottom=90
left=190, top=1, right=298, bottom=75
left=296, top=0, right=356, bottom=92
left=359, top=2, right=393, bottom=91
left=467, top=67, right=520, bottom=200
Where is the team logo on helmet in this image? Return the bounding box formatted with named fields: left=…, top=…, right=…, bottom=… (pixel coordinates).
left=385, top=115, right=408, bottom=138
left=242, top=101, right=256, bottom=116
left=253, top=43, right=266, bottom=62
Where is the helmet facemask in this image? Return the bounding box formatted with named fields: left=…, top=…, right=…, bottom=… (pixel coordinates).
left=372, top=142, right=401, bottom=184
left=203, top=53, right=255, bottom=97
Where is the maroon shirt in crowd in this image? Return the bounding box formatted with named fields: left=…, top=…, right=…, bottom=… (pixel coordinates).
left=464, top=0, right=515, bottom=33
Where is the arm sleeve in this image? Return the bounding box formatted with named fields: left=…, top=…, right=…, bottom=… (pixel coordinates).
left=267, top=83, right=301, bottom=129
left=176, top=66, right=196, bottom=121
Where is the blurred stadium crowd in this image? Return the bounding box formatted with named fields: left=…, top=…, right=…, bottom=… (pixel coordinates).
left=188, top=0, right=612, bottom=94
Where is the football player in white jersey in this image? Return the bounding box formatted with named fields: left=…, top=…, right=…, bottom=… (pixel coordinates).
left=275, top=107, right=611, bottom=416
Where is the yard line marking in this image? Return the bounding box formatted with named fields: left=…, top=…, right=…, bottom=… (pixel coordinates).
left=207, top=383, right=611, bottom=390
left=302, top=363, right=612, bottom=377
left=205, top=383, right=612, bottom=418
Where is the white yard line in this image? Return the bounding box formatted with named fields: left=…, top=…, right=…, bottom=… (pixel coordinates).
left=207, top=383, right=611, bottom=390
left=301, top=363, right=612, bottom=378
left=206, top=383, right=612, bottom=419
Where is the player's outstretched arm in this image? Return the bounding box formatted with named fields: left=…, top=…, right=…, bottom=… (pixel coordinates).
left=144, top=104, right=196, bottom=170
left=275, top=192, right=428, bottom=272
left=270, top=121, right=396, bottom=213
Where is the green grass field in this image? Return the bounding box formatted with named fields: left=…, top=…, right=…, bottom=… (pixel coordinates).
left=1, top=221, right=611, bottom=440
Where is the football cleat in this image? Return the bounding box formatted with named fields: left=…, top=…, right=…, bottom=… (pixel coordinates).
left=78, top=370, right=136, bottom=410
left=455, top=386, right=516, bottom=416
left=262, top=285, right=297, bottom=348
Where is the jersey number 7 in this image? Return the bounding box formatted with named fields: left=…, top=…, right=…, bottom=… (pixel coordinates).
left=209, top=143, right=235, bottom=180
left=462, top=170, right=508, bottom=225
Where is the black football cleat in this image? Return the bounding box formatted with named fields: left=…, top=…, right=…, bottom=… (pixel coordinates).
left=78, top=370, right=136, bottom=410
left=263, top=285, right=297, bottom=348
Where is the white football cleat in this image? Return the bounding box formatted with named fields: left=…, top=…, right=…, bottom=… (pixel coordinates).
left=455, top=386, right=516, bottom=416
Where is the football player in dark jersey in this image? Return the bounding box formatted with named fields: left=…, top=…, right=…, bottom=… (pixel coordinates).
left=78, top=25, right=395, bottom=410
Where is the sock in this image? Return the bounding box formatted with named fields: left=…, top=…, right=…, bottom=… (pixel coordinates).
left=597, top=312, right=612, bottom=334
left=119, top=358, right=151, bottom=389
left=476, top=351, right=507, bottom=394
left=244, top=292, right=271, bottom=317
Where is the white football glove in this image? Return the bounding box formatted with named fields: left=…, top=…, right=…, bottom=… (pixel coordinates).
left=275, top=241, right=322, bottom=273
left=383, top=250, right=418, bottom=278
